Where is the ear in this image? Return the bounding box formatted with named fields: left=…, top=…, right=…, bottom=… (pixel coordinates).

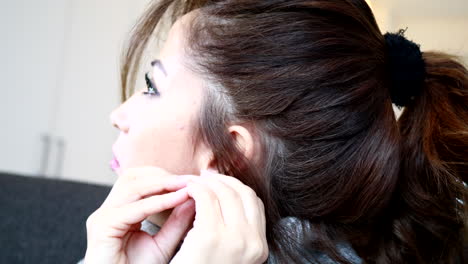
left=197, top=124, right=256, bottom=173
left=228, top=125, right=255, bottom=161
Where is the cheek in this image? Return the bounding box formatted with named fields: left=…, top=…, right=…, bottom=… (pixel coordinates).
left=126, top=116, right=196, bottom=171
left=123, top=86, right=202, bottom=171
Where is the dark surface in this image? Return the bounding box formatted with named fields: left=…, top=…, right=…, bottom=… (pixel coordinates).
left=0, top=172, right=111, bottom=264
left=1, top=172, right=466, bottom=264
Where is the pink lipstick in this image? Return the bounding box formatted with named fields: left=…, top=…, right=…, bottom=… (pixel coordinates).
left=110, top=156, right=120, bottom=171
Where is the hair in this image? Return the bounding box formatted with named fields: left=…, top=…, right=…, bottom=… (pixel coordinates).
left=120, top=0, right=468, bottom=263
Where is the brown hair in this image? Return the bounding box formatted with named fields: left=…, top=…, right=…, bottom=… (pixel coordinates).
left=120, top=0, right=468, bottom=263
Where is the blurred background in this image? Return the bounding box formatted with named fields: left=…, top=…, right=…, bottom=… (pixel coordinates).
left=1, top=0, right=467, bottom=186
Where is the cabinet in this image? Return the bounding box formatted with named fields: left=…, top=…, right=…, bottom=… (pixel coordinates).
left=0, top=0, right=152, bottom=185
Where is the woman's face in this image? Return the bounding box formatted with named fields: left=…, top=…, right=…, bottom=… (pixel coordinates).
left=110, top=12, right=208, bottom=177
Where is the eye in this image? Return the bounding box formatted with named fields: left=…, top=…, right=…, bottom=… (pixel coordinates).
left=143, top=72, right=160, bottom=96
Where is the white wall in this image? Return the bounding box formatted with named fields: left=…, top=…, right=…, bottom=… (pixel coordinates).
left=373, top=0, right=468, bottom=63
left=393, top=17, right=468, bottom=61
left=52, top=0, right=154, bottom=185
left=372, top=0, right=468, bottom=118
left=0, top=0, right=153, bottom=185
left=1, top=0, right=71, bottom=179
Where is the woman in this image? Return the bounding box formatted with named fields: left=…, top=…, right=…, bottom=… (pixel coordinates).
left=83, top=0, right=468, bottom=263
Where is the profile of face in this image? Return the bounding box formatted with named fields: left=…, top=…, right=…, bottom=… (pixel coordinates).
left=109, top=11, right=256, bottom=226
left=110, top=12, right=209, bottom=177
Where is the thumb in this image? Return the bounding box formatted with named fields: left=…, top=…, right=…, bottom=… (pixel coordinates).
left=153, top=199, right=195, bottom=259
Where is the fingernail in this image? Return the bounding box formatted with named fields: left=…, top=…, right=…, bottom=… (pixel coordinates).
left=177, top=174, right=196, bottom=179
left=200, top=169, right=217, bottom=176
left=187, top=178, right=197, bottom=184
left=175, top=187, right=188, bottom=194
left=207, top=167, right=218, bottom=173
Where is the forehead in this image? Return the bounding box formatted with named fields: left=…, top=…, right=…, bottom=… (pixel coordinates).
left=156, top=10, right=206, bottom=98
left=159, top=11, right=198, bottom=62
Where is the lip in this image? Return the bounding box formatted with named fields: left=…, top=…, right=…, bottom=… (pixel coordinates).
left=110, top=156, right=120, bottom=171
left=111, top=146, right=121, bottom=173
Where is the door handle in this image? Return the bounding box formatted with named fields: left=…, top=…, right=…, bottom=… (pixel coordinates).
left=38, top=133, right=51, bottom=177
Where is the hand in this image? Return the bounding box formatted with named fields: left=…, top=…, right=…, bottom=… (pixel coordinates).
left=171, top=170, right=269, bottom=264
left=84, top=167, right=195, bottom=264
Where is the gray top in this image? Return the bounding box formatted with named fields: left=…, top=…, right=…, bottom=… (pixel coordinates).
left=77, top=218, right=362, bottom=264
left=268, top=217, right=362, bottom=264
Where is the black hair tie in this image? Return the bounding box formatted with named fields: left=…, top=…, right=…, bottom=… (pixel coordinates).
left=384, top=28, right=426, bottom=108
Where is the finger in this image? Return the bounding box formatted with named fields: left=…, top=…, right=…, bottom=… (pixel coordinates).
left=109, top=188, right=189, bottom=234
left=119, top=166, right=173, bottom=186
left=126, top=175, right=197, bottom=200
left=153, top=199, right=195, bottom=259
left=257, top=198, right=267, bottom=237
left=102, top=175, right=198, bottom=208
left=186, top=181, right=224, bottom=228
left=119, top=166, right=197, bottom=185
left=102, top=166, right=172, bottom=207
left=202, top=170, right=261, bottom=226
left=194, top=175, right=247, bottom=227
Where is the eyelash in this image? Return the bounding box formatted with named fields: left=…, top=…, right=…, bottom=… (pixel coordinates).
left=143, top=72, right=160, bottom=96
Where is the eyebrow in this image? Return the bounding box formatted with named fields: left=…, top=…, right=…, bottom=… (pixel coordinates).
left=151, top=59, right=167, bottom=76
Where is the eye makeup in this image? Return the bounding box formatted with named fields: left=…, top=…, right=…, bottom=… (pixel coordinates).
left=143, top=72, right=160, bottom=96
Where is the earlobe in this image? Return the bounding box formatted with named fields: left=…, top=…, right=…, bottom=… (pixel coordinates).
left=198, top=147, right=217, bottom=172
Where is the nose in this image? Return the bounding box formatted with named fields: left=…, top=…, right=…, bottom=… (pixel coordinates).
left=110, top=106, right=129, bottom=133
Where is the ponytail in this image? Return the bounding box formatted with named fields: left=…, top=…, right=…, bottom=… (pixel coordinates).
left=386, top=51, right=468, bottom=263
